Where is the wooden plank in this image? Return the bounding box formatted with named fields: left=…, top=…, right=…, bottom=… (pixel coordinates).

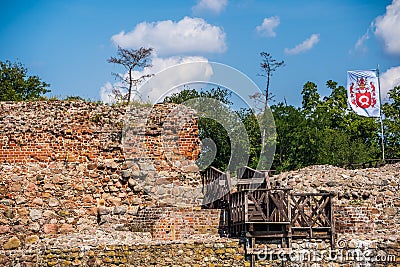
left=226, top=171, right=232, bottom=194
left=287, top=193, right=292, bottom=249
left=291, top=195, right=310, bottom=227
left=264, top=171, right=271, bottom=189
left=269, top=192, right=289, bottom=222
left=250, top=237, right=255, bottom=267
left=310, top=196, right=331, bottom=227
left=245, top=192, right=249, bottom=223
left=247, top=191, right=268, bottom=222
left=330, top=194, right=335, bottom=249
left=247, top=233, right=286, bottom=238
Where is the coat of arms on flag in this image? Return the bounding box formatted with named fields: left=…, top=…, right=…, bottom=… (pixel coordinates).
left=347, top=70, right=380, bottom=117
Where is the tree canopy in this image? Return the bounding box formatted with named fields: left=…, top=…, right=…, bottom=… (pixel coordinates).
left=0, top=60, right=50, bottom=101
left=163, top=81, right=399, bottom=174
left=163, top=87, right=237, bottom=171
left=383, top=86, right=400, bottom=159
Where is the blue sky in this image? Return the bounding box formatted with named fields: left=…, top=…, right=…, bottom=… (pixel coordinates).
left=1, top=0, right=399, bottom=107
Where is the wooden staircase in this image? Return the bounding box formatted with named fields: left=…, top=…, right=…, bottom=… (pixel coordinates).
left=201, top=166, right=335, bottom=266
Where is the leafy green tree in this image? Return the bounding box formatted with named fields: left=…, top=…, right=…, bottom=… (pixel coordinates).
left=0, top=60, right=50, bottom=101
left=236, top=108, right=262, bottom=169
left=315, top=128, right=377, bottom=165
left=164, top=87, right=264, bottom=172
left=383, top=86, right=400, bottom=158
left=271, top=79, right=381, bottom=172
left=164, top=87, right=233, bottom=170
left=271, top=102, right=318, bottom=172
left=301, top=81, right=320, bottom=113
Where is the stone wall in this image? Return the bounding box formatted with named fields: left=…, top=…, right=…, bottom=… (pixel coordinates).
left=1, top=100, right=400, bottom=266
left=0, top=101, right=222, bottom=249
left=0, top=240, right=245, bottom=267
left=1, top=237, right=399, bottom=266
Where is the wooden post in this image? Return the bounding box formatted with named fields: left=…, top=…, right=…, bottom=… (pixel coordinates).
left=330, top=193, right=335, bottom=249
left=287, top=191, right=292, bottom=248
left=264, top=171, right=271, bottom=189
left=251, top=237, right=255, bottom=267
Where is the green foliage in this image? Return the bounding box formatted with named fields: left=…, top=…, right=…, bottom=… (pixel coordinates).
left=237, top=109, right=262, bottom=169
left=164, top=87, right=233, bottom=170
left=164, top=81, right=398, bottom=173
left=164, top=87, right=260, bottom=172
left=163, top=86, right=232, bottom=105
left=383, top=86, right=400, bottom=158
left=65, top=96, right=86, bottom=101
left=271, top=79, right=383, bottom=172
left=301, top=81, right=320, bottom=112
left=0, top=60, right=50, bottom=101
left=198, top=118, right=232, bottom=170
left=272, top=103, right=314, bottom=172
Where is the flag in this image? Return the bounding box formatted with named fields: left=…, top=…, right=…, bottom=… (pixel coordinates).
left=347, top=70, right=380, bottom=117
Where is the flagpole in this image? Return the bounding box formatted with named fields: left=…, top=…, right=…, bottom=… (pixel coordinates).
left=377, top=64, right=385, bottom=162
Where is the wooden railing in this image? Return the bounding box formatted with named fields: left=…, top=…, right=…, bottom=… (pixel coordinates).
left=341, top=158, right=400, bottom=169
left=228, top=189, right=334, bottom=241
left=385, top=158, right=400, bottom=164
left=236, top=166, right=275, bottom=191
left=237, top=166, right=274, bottom=179
left=290, top=193, right=334, bottom=240
left=201, top=166, right=334, bottom=244
left=343, top=160, right=384, bottom=169
left=200, top=166, right=232, bottom=208
left=229, top=189, right=291, bottom=234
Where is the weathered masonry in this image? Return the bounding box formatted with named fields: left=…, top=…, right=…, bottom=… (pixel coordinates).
left=0, top=100, right=400, bottom=266
left=0, top=101, right=200, bottom=165
left=0, top=101, right=221, bottom=242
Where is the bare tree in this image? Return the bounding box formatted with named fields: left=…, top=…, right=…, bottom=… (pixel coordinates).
left=259, top=51, right=285, bottom=108
left=107, top=46, right=153, bottom=103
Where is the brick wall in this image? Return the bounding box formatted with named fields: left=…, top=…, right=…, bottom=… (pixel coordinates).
left=0, top=101, right=200, bottom=166
left=0, top=100, right=220, bottom=250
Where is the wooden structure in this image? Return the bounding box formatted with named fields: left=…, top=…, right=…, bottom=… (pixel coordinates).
left=201, top=166, right=335, bottom=266
left=200, top=166, right=232, bottom=209
left=200, top=166, right=232, bottom=236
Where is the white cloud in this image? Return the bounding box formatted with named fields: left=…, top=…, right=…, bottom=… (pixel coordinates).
left=284, top=34, right=320, bottom=55
left=192, top=0, right=228, bottom=14
left=380, top=66, right=400, bottom=100
left=374, top=0, right=400, bottom=55
left=111, top=17, right=227, bottom=56
left=256, top=16, right=280, bottom=37
left=100, top=55, right=212, bottom=103
left=138, top=56, right=213, bottom=103
left=354, top=30, right=370, bottom=53
left=100, top=82, right=115, bottom=103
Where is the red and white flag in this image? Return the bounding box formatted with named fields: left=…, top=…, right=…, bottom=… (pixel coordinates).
left=347, top=70, right=380, bottom=117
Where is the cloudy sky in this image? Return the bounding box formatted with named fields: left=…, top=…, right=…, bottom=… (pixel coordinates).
left=1, top=0, right=399, bottom=106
